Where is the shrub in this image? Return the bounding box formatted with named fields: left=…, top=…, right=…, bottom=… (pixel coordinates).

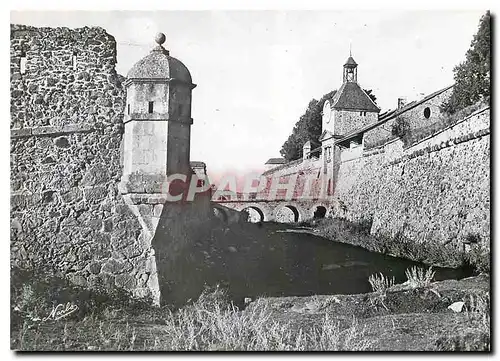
left=151, top=289, right=370, bottom=351
left=391, top=117, right=410, bottom=139
left=464, top=243, right=490, bottom=274
left=368, top=273, right=395, bottom=292
left=465, top=233, right=481, bottom=244
left=356, top=217, right=374, bottom=235
left=465, top=293, right=490, bottom=331
left=404, top=266, right=435, bottom=288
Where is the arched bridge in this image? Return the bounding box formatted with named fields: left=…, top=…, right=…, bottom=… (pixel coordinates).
left=213, top=198, right=338, bottom=224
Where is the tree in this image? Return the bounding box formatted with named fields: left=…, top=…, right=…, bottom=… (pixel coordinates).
left=280, top=89, right=377, bottom=161
left=442, top=11, right=490, bottom=114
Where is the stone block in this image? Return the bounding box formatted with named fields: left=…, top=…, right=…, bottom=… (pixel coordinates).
left=82, top=164, right=111, bottom=186
left=102, top=259, right=127, bottom=274
left=102, top=218, right=113, bottom=232
left=114, top=204, right=131, bottom=215
left=122, top=243, right=144, bottom=258
left=88, top=262, right=102, bottom=275
left=11, top=128, right=32, bottom=138
left=153, top=205, right=163, bottom=217
left=68, top=273, right=88, bottom=287
left=83, top=185, right=108, bottom=202
left=115, top=273, right=137, bottom=290
left=54, top=136, right=71, bottom=148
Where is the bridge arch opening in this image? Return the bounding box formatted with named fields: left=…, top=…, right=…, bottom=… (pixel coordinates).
left=276, top=205, right=300, bottom=223
left=313, top=206, right=327, bottom=219
left=242, top=206, right=265, bottom=223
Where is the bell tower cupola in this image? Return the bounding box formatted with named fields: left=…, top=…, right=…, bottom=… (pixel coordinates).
left=343, top=49, right=358, bottom=83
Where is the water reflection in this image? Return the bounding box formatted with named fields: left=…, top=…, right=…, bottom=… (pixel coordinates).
left=162, top=222, right=474, bottom=308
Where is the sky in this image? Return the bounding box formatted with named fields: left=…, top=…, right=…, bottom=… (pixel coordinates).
left=10, top=10, right=485, bottom=180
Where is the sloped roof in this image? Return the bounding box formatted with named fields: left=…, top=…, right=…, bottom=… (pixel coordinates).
left=127, top=46, right=194, bottom=85
left=344, top=56, right=357, bottom=67
left=378, top=85, right=454, bottom=122
left=336, top=84, right=454, bottom=144
left=318, top=130, right=333, bottom=142
left=265, top=157, right=286, bottom=165
left=331, top=82, right=380, bottom=112
left=262, top=158, right=302, bottom=175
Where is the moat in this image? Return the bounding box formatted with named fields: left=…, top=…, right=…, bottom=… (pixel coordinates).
left=164, top=221, right=474, bottom=308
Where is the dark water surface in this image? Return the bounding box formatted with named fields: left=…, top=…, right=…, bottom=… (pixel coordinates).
left=164, top=222, right=474, bottom=308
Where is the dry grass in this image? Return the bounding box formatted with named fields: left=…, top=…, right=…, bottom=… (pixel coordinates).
left=13, top=285, right=370, bottom=351
left=465, top=293, right=490, bottom=331
left=405, top=266, right=435, bottom=288
left=368, top=273, right=395, bottom=292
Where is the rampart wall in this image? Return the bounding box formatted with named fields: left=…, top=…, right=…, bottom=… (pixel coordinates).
left=335, top=107, right=490, bottom=264
left=10, top=25, right=158, bottom=301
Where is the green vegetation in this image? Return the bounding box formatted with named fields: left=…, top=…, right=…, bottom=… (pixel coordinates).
left=391, top=116, right=410, bottom=139
left=280, top=91, right=335, bottom=161
left=441, top=11, right=490, bottom=114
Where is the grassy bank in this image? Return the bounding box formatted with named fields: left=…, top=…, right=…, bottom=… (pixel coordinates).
left=11, top=266, right=490, bottom=351
left=304, top=217, right=489, bottom=273
left=11, top=267, right=368, bottom=351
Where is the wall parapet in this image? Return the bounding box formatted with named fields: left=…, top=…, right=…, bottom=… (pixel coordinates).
left=387, top=128, right=490, bottom=167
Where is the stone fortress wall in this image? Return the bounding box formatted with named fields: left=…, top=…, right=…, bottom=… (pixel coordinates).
left=335, top=106, right=490, bottom=261
left=260, top=157, right=324, bottom=199
left=263, top=84, right=490, bottom=262
left=10, top=25, right=160, bottom=301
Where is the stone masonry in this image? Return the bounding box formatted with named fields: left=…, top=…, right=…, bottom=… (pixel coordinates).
left=10, top=25, right=159, bottom=302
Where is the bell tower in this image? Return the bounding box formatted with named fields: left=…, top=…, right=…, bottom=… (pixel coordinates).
left=342, top=54, right=358, bottom=83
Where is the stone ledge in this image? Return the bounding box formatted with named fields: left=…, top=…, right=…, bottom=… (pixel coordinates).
left=123, top=193, right=170, bottom=205
left=11, top=124, right=95, bottom=138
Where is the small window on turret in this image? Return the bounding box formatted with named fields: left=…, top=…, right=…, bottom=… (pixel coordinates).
left=20, top=53, right=27, bottom=74
left=148, top=101, right=154, bottom=114
left=72, top=51, right=77, bottom=70
left=127, top=104, right=130, bottom=115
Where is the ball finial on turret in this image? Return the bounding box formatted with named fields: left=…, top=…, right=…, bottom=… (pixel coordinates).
left=155, top=32, right=166, bottom=46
